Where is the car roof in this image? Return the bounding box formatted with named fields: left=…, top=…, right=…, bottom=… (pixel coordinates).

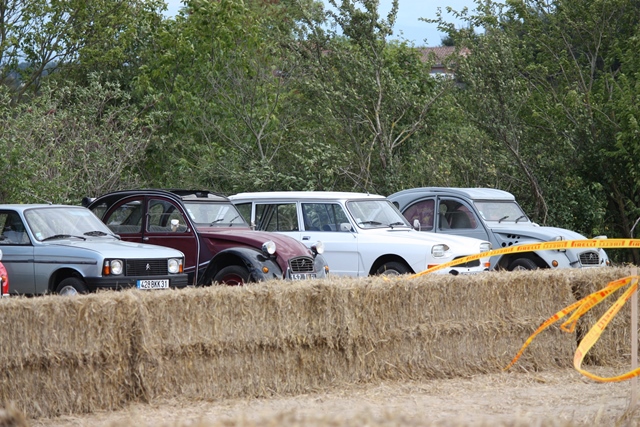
left=86, top=189, right=229, bottom=207
left=229, top=191, right=386, bottom=201
left=389, top=187, right=516, bottom=202
left=0, top=204, right=81, bottom=212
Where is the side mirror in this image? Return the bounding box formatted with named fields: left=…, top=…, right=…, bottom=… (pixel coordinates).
left=340, top=223, right=352, bottom=232
left=413, top=219, right=421, bottom=231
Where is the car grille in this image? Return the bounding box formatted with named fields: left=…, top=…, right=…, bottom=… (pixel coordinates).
left=453, top=256, right=480, bottom=268
left=579, top=251, right=600, bottom=266
left=289, top=256, right=315, bottom=273
left=126, top=259, right=167, bottom=276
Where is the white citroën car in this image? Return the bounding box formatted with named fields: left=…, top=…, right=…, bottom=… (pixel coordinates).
left=229, top=191, right=492, bottom=277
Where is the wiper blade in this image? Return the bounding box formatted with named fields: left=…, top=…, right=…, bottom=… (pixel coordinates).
left=83, top=230, right=108, bottom=236
left=359, top=220, right=383, bottom=226
left=515, top=215, right=528, bottom=223
left=388, top=222, right=407, bottom=229
left=41, top=234, right=86, bottom=242
left=498, top=216, right=509, bottom=223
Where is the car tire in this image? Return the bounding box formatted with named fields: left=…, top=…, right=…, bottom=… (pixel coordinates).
left=376, top=261, right=410, bottom=276
left=508, top=258, right=538, bottom=271
left=56, top=277, right=88, bottom=296
left=214, top=265, right=251, bottom=286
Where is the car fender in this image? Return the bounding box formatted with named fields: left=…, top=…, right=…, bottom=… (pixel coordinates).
left=201, top=247, right=283, bottom=285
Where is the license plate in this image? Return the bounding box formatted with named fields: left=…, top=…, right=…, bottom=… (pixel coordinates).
left=290, top=273, right=317, bottom=280
left=137, top=279, right=170, bottom=290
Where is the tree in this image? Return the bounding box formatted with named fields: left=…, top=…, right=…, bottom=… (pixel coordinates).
left=0, top=0, right=165, bottom=101
left=297, top=0, right=446, bottom=194
left=427, top=0, right=640, bottom=265
left=0, top=76, right=163, bottom=203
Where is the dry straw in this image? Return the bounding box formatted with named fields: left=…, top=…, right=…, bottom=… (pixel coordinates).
left=0, top=267, right=635, bottom=419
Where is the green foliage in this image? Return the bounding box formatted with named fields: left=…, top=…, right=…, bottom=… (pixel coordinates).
left=0, top=76, right=164, bottom=203
left=1, top=0, right=639, bottom=269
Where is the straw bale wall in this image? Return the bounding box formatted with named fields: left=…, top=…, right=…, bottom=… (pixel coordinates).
left=0, top=267, right=636, bottom=418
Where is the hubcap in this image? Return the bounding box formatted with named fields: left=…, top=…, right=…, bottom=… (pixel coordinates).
left=58, top=286, right=78, bottom=296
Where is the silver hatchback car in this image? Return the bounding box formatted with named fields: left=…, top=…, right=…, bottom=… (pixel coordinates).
left=0, top=204, right=188, bottom=295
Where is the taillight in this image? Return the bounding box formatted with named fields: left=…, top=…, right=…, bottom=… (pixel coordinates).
left=1, top=275, right=8, bottom=296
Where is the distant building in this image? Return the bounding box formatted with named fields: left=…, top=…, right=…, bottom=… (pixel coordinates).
left=418, top=46, right=470, bottom=77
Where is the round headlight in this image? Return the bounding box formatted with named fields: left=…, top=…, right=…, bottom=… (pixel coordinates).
left=110, top=259, right=123, bottom=275
left=431, top=244, right=449, bottom=258
left=312, top=241, right=325, bottom=255
left=262, top=241, right=276, bottom=255
left=168, top=258, right=181, bottom=274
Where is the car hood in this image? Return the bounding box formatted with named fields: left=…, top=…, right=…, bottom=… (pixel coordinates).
left=45, top=237, right=185, bottom=258
left=489, top=224, right=588, bottom=241
left=196, top=227, right=315, bottom=259
left=363, top=228, right=491, bottom=253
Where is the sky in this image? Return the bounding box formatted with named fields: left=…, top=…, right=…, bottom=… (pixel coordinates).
left=162, top=0, right=477, bottom=47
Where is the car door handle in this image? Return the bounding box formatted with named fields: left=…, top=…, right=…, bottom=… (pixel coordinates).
left=302, top=236, right=310, bottom=240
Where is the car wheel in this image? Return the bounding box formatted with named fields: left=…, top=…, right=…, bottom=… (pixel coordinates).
left=376, top=261, right=410, bottom=276
left=508, top=258, right=538, bottom=271
left=56, top=277, right=88, bottom=296
left=214, top=265, right=251, bottom=286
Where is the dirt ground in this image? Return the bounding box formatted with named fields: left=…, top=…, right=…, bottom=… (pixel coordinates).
left=23, top=367, right=640, bottom=427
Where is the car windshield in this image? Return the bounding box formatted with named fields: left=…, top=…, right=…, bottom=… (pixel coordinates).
left=183, top=201, right=247, bottom=227
left=346, top=199, right=411, bottom=229
left=25, top=207, right=114, bottom=241
left=474, top=201, right=529, bottom=223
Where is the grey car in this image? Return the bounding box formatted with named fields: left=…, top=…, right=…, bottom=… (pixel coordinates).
left=0, top=204, right=188, bottom=295
left=389, top=187, right=610, bottom=271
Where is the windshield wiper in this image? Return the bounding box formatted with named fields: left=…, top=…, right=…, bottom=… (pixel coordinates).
left=515, top=215, right=528, bottom=223
left=41, top=234, right=86, bottom=242
left=228, top=215, right=240, bottom=226
left=83, top=230, right=108, bottom=236
left=498, top=216, right=509, bottom=223
left=359, top=220, right=383, bottom=226
left=388, top=221, right=407, bottom=229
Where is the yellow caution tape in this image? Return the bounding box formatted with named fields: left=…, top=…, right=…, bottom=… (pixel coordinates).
left=504, top=275, right=638, bottom=382
left=408, top=238, right=640, bottom=382
left=410, top=237, right=631, bottom=277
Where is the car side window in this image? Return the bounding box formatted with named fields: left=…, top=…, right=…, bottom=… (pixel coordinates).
left=302, top=203, right=350, bottom=232
left=234, top=203, right=252, bottom=225
left=440, top=199, right=477, bottom=230
left=147, top=199, right=187, bottom=233
left=103, top=199, right=143, bottom=234
left=402, top=200, right=435, bottom=231
left=256, top=203, right=298, bottom=232
left=0, top=212, right=30, bottom=244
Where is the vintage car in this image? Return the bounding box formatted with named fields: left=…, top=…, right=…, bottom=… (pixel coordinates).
left=388, top=187, right=611, bottom=271
left=84, top=189, right=329, bottom=286
left=0, top=249, right=8, bottom=297
left=0, top=205, right=188, bottom=296
left=228, top=191, right=492, bottom=276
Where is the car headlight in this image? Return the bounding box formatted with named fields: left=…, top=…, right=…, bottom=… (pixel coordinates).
left=552, top=235, right=567, bottom=252
left=480, top=242, right=492, bottom=252
left=262, top=241, right=276, bottom=255
left=431, top=244, right=449, bottom=258
left=168, top=258, right=182, bottom=274
left=110, top=259, right=123, bottom=275
left=311, top=241, right=325, bottom=255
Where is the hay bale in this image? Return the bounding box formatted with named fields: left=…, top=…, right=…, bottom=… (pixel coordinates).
left=0, top=267, right=635, bottom=419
